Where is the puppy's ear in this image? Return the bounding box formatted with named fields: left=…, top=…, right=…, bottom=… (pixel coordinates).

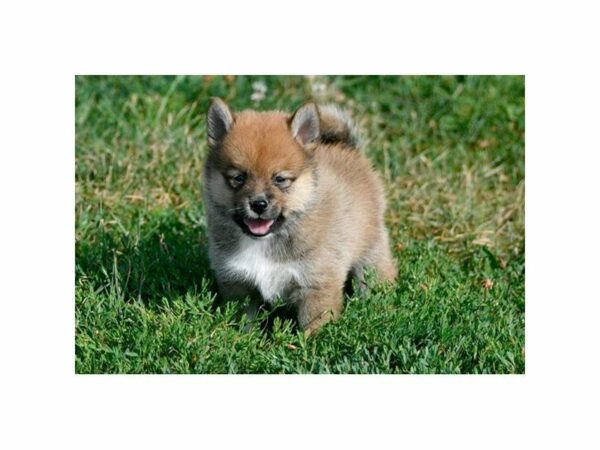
left=290, top=103, right=320, bottom=148
left=207, top=98, right=234, bottom=149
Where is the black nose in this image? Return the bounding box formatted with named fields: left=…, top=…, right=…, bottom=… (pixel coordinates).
left=250, top=198, right=268, bottom=214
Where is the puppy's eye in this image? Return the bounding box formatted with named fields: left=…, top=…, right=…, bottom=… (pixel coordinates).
left=273, top=174, right=293, bottom=189
left=228, top=173, right=246, bottom=188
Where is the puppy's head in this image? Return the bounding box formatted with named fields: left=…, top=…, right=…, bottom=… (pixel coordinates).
left=204, top=98, right=319, bottom=238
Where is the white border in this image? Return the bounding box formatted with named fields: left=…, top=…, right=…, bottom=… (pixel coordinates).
left=2, top=1, right=599, bottom=448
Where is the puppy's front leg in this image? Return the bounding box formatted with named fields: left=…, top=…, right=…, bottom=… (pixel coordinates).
left=296, top=278, right=345, bottom=335
left=216, top=281, right=250, bottom=304
left=218, top=281, right=263, bottom=329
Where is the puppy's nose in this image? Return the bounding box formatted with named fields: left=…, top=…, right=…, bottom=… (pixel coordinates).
left=250, top=198, right=268, bottom=214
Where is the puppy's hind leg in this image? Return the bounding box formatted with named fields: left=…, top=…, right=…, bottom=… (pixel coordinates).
left=365, top=233, right=397, bottom=283
left=374, top=246, right=397, bottom=283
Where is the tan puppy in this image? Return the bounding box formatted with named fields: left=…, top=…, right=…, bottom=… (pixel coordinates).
left=203, top=98, right=396, bottom=334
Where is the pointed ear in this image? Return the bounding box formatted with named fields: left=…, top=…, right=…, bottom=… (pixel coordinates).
left=290, top=103, right=320, bottom=147
left=207, top=97, right=234, bottom=148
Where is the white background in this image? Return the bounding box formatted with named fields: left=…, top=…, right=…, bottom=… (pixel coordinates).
left=1, top=0, right=599, bottom=448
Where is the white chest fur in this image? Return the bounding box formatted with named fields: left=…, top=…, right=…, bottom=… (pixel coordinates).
left=223, top=236, right=302, bottom=302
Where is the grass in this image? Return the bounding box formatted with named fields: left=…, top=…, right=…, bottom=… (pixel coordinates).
left=75, top=75, right=525, bottom=374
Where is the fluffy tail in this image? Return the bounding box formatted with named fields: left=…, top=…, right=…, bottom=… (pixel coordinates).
left=318, top=104, right=360, bottom=148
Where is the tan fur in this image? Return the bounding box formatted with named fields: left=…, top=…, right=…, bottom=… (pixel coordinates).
left=203, top=99, right=396, bottom=335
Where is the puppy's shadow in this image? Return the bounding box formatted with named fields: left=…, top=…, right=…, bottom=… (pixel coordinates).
left=76, top=213, right=215, bottom=306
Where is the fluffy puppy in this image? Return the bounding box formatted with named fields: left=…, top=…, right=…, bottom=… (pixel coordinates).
left=203, top=98, right=396, bottom=334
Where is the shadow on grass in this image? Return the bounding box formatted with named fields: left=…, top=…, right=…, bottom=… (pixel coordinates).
left=76, top=212, right=214, bottom=307
left=75, top=208, right=369, bottom=332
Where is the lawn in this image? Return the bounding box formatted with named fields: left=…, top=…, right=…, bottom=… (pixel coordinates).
left=75, top=75, right=525, bottom=374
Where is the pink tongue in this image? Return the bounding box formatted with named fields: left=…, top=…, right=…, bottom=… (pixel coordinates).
left=244, top=218, right=275, bottom=235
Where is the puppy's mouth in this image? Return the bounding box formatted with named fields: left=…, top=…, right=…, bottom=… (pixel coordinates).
left=243, top=218, right=275, bottom=236
left=234, top=213, right=284, bottom=237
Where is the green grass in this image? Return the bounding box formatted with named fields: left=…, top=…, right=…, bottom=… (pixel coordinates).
left=75, top=75, right=525, bottom=374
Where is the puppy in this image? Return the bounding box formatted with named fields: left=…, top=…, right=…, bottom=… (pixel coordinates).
left=203, top=98, right=396, bottom=334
